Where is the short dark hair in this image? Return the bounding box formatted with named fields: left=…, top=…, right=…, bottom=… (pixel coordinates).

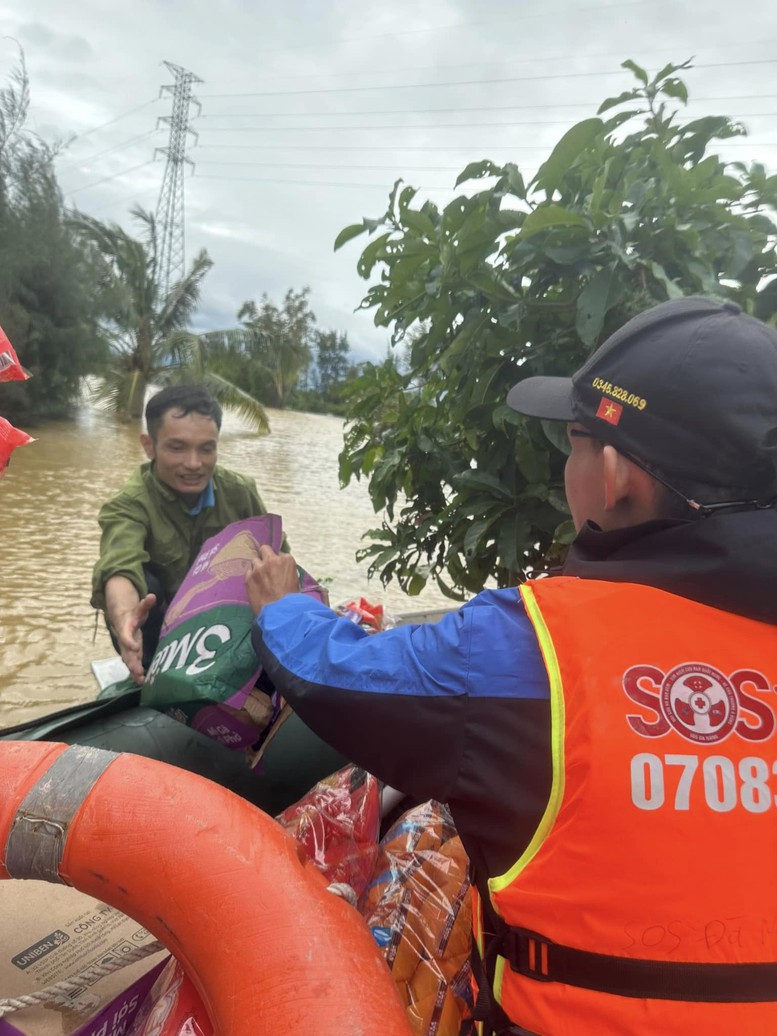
left=145, top=384, right=223, bottom=440
left=581, top=432, right=748, bottom=521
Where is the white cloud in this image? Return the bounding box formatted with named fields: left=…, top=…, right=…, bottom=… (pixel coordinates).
left=3, top=0, right=776, bottom=362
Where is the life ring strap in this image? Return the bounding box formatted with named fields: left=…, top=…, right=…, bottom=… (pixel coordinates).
left=6, top=745, right=118, bottom=883
left=0, top=741, right=414, bottom=1036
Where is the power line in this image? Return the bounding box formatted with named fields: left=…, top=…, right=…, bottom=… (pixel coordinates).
left=195, top=60, right=777, bottom=101
left=64, top=159, right=156, bottom=197
left=194, top=143, right=543, bottom=152
left=194, top=144, right=777, bottom=178
left=195, top=98, right=777, bottom=119
left=63, top=99, right=159, bottom=145
left=191, top=140, right=777, bottom=153
left=197, top=120, right=582, bottom=132
left=193, top=40, right=777, bottom=90
left=193, top=113, right=777, bottom=135
left=196, top=71, right=637, bottom=101
left=56, top=131, right=158, bottom=174
left=193, top=172, right=457, bottom=191
left=197, top=160, right=477, bottom=172
left=70, top=185, right=160, bottom=218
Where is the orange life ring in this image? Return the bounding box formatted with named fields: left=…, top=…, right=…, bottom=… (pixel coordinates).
left=0, top=741, right=412, bottom=1036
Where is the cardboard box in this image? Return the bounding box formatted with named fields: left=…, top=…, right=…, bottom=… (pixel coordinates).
left=0, top=881, right=167, bottom=1036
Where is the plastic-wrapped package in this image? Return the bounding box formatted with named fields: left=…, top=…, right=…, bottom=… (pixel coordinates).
left=126, top=958, right=212, bottom=1036
left=360, top=800, right=474, bottom=1036
left=0, top=326, right=29, bottom=382
left=335, top=596, right=384, bottom=631
left=0, top=416, right=33, bottom=476
left=0, top=327, right=34, bottom=479
left=275, top=764, right=381, bottom=900
left=10, top=787, right=469, bottom=1036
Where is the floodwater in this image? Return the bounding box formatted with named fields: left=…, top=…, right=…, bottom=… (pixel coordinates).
left=0, top=401, right=460, bottom=726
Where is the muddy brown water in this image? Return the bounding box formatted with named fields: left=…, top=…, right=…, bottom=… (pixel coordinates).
left=0, top=402, right=459, bottom=725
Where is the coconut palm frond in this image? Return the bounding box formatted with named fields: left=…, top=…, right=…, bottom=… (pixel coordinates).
left=201, top=371, right=270, bottom=435
left=237, top=299, right=260, bottom=324
left=129, top=204, right=155, bottom=238
left=163, top=330, right=206, bottom=376
left=90, top=366, right=148, bottom=418
left=199, top=327, right=251, bottom=356
left=70, top=208, right=268, bottom=428
left=157, top=250, right=214, bottom=334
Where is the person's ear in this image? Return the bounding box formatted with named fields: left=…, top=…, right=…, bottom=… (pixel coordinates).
left=140, top=432, right=155, bottom=460
left=602, top=445, right=633, bottom=513
left=603, top=445, right=660, bottom=520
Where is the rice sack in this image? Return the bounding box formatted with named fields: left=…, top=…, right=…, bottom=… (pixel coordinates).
left=141, top=515, right=327, bottom=751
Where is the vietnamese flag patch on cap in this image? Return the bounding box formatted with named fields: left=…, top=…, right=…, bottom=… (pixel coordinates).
left=595, top=397, right=623, bottom=426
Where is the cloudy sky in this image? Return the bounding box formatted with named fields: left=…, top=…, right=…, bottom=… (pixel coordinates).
left=2, top=0, right=776, bottom=361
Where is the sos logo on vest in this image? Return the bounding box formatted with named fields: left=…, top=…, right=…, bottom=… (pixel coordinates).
left=623, top=663, right=775, bottom=745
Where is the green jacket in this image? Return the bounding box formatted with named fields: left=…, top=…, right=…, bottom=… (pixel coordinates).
left=91, top=462, right=269, bottom=611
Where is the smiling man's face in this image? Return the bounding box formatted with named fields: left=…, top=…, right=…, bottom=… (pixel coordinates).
left=141, top=408, right=219, bottom=504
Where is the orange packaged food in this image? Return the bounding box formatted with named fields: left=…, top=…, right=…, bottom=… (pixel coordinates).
left=360, top=800, right=473, bottom=1035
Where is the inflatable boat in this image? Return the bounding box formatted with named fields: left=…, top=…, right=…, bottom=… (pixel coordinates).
left=0, top=605, right=450, bottom=816
left=0, top=681, right=347, bottom=817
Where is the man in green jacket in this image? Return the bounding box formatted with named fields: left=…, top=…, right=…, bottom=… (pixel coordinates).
left=92, top=384, right=271, bottom=684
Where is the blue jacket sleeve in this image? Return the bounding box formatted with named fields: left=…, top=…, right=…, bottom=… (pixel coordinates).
left=252, top=588, right=549, bottom=803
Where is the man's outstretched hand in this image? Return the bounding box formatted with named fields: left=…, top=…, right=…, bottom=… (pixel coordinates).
left=246, top=544, right=300, bottom=615
left=113, top=592, right=157, bottom=685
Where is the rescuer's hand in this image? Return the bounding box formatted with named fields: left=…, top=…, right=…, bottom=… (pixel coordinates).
left=246, top=545, right=300, bottom=615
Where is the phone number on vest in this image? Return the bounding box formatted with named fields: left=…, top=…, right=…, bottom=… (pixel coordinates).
left=631, top=753, right=777, bottom=813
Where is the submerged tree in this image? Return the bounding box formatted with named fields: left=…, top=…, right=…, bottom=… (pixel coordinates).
left=0, top=51, right=106, bottom=420
left=236, top=288, right=316, bottom=408
left=71, top=207, right=268, bottom=431
left=203, top=290, right=355, bottom=414
left=337, top=59, right=777, bottom=598
left=313, top=329, right=351, bottom=398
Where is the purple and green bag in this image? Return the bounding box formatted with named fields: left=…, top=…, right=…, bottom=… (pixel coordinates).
left=141, top=515, right=326, bottom=751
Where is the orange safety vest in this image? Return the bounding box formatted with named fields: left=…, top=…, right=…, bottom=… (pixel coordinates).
left=473, top=576, right=777, bottom=1036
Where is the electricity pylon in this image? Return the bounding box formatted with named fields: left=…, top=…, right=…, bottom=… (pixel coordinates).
left=154, top=61, right=202, bottom=297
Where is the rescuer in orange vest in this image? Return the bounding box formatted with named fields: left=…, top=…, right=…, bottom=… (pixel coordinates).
left=247, top=296, right=777, bottom=1035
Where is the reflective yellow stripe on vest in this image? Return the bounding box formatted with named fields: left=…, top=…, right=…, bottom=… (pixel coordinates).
left=483, top=576, right=777, bottom=1036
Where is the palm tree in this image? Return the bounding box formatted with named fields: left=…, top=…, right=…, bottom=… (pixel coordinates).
left=237, top=288, right=315, bottom=408
left=69, top=206, right=269, bottom=432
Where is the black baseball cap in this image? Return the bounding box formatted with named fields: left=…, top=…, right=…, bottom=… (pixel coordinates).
left=507, top=296, right=777, bottom=507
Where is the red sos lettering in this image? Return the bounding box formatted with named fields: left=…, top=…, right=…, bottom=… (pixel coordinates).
left=731, top=670, right=776, bottom=741
left=623, top=665, right=669, bottom=737
left=623, top=665, right=775, bottom=741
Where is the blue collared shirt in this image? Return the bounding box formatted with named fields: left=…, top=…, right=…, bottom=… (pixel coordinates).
left=188, top=479, right=215, bottom=515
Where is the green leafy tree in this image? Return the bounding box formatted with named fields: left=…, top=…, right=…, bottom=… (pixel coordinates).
left=201, top=288, right=317, bottom=409
left=337, top=59, right=777, bottom=599
left=313, top=329, right=351, bottom=396
left=286, top=328, right=355, bottom=415
left=70, top=207, right=268, bottom=431
left=234, top=287, right=316, bottom=408
left=0, top=52, right=106, bottom=420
